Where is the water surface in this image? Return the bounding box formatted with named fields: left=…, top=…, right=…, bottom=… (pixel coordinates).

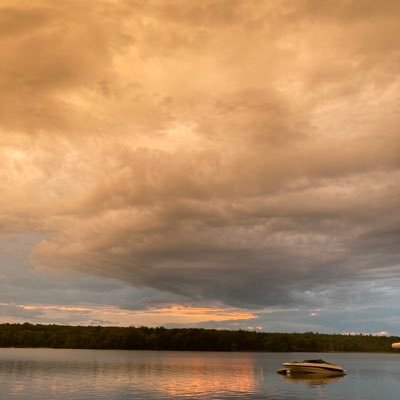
left=0, top=349, right=399, bottom=399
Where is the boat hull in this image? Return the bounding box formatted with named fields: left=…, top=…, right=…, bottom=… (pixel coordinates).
left=283, top=363, right=345, bottom=376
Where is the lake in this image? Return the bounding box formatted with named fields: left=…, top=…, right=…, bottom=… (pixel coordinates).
left=0, top=349, right=399, bottom=399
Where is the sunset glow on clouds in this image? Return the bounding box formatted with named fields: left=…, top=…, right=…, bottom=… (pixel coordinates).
left=0, top=303, right=255, bottom=326
left=0, top=0, right=399, bottom=333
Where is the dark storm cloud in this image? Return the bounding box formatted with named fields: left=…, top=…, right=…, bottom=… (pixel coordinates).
left=0, top=0, right=399, bottom=321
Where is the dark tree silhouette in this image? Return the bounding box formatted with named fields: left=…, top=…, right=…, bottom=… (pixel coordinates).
left=0, top=323, right=398, bottom=352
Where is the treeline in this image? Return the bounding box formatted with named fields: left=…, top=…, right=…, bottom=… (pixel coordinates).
left=0, top=323, right=398, bottom=352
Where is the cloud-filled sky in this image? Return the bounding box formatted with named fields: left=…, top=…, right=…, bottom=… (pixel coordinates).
left=0, top=0, right=399, bottom=334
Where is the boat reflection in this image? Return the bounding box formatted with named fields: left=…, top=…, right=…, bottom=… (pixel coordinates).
left=283, top=373, right=345, bottom=387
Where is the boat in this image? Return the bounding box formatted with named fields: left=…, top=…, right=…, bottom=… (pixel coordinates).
left=280, top=359, right=345, bottom=376
left=392, top=342, right=400, bottom=349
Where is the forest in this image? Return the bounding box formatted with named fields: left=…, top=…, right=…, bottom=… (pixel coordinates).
left=0, top=323, right=398, bottom=352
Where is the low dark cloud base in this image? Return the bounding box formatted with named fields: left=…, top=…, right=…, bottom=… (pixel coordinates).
left=0, top=1, right=399, bottom=321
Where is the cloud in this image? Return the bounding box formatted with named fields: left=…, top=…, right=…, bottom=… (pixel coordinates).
left=0, top=301, right=255, bottom=327
left=0, top=0, right=399, bottom=323
left=0, top=302, right=43, bottom=320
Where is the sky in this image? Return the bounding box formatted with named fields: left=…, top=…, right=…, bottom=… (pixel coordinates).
left=0, top=0, right=399, bottom=334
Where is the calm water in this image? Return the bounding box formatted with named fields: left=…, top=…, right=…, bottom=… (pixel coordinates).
left=0, top=349, right=399, bottom=399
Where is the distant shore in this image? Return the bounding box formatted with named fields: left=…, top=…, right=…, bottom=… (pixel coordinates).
left=0, top=323, right=398, bottom=352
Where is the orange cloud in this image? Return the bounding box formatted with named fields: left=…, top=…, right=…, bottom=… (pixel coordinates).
left=0, top=302, right=256, bottom=326
left=0, top=0, right=399, bottom=315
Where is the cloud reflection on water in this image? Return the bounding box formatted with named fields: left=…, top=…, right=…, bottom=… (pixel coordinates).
left=0, top=349, right=263, bottom=399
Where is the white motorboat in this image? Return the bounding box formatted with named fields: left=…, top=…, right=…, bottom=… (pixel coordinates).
left=280, top=359, right=345, bottom=376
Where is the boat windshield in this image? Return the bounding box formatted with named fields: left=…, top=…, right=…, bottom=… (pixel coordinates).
left=303, top=359, right=330, bottom=364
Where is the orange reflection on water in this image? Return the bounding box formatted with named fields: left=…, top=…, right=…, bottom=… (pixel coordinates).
left=2, top=350, right=264, bottom=398
left=153, top=355, right=263, bottom=397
